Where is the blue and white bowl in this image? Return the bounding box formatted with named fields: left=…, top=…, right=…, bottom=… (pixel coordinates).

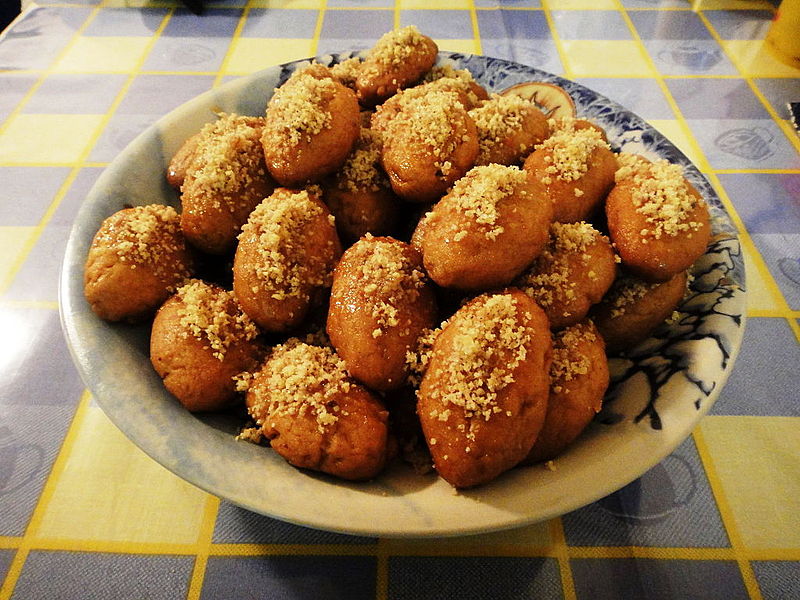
left=60, top=52, right=746, bottom=538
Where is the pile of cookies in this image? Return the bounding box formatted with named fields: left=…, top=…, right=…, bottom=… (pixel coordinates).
left=83, top=27, right=710, bottom=489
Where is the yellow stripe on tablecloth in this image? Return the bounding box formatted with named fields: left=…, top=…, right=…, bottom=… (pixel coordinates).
left=0, top=5, right=103, bottom=140
left=612, top=0, right=714, bottom=174
left=185, top=495, right=221, bottom=600
left=468, top=0, right=483, bottom=57
left=0, top=228, right=36, bottom=288
left=223, top=38, right=316, bottom=75
left=693, top=423, right=765, bottom=600
left=549, top=518, right=578, bottom=600
left=309, top=0, right=327, bottom=57
left=214, top=5, right=251, bottom=86
left=0, top=392, right=91, bottom=600
left=646, top=119, right=709, bottom=172
left=541, top=0, right=574, bottom=80
left=0, top=169, right=79, bottom=296
left=568, top=546, right=739, bottom=560
left=376, top=538, right=389, bottom=600
left=0, top=114, right=106, bottom=164
left=33, top=404, right=208, bottom=544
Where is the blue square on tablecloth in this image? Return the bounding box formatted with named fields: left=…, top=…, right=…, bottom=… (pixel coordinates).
left=666, top=78, right=770, bottom=119
left=317, top=39, right=373, bottom=56
left=115, top=74, right=214, bottom=115
left=161, top=8, right=242, bottom=37
left=400, top=10, right=473, bottom=39
left=212, top=500, right=375, bottom=544
left=562, top=437, right=730, bottom=547
left=389, top=557, right=562, bottom=599
left=481, top=39, right=563, bottom=77
left=0, top=7, right=90, bottom=70
left=12, top=552, right=194, bottom=599
left=4, top=168, right=104, bottom=303
left=241, top=9, right=319, bottom=39
left=201, top=556, right=377, bottom=600
left=477, top=9, right=550, bottom=40
left=748, top=234, right=800, bottom=310
left=643, top=40, right=737, bottom=76
left=143, top=37, right=233, bottom=72
left=753, top=561, right=800, bottom=600
left=88, top=113, right=159, bottom=162
left=575, top=78, right=674, bottom=120
left=320, top=10, right=393, bottom=41
left=628, top=10, right=712, bottom=40
left=22, top=74, right=128, bottom=115
left=717, top=173, right=800, bottom=235
left=703, top=10, right=774, bottom=40
left=0, top=74, right=38, bottom=120
left=571, top=558, right=749, bottom=600
left=687, top=119, right=800, bottom=170
left=754, top=78, right=800, bottom=121
left=551, top=10, right=632, bottom=41
left=713, top=317, right=800, bottom=415
left=0, top=167, right=71, bottom=226
left=82, top=7, right=168, bottom=36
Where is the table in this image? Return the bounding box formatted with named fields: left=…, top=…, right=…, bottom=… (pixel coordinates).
left=1, top=1, right=798, bottom=598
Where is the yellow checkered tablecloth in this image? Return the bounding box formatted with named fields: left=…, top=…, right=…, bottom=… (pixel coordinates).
left=1, top=1, right=799, bottom=598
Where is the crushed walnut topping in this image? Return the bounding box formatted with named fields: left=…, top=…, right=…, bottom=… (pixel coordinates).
left=265, top=69, right=337, bottom=152
left=537, top=119, right=610, bottom=183
left=365, top=26, right=429, bottom=70
left=469, top=93, right=538, bottom=163
left=517, top=222, right=607, bottom=309
left=619, top=159, right=706, bottom=240
left=385, top=89, right=469, bottom=178
left=247, top=340, right=353, bottom=433
left=335, top=128, right=388, bottom=193
left=175, top=280, right=259, bottom=361
left=183, top=113, right=266, bottom=210
left=352, top=235, right=427, bottom=337
left=238, top=188, right=331, bottom=300
left=428, top=294, right=532, bottom=424
left=108, top=204, right=191, bottom=288
left=549, top=322, right=597, bottom=394
left=447, top=164, right=529, bottom=241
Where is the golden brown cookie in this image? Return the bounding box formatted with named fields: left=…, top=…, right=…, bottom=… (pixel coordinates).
left=84, top=204, right=193, bottom=322
left=245, top=340, right=393, bottom=480
left=524, top=320, right=608, bottom=463
left=418, top=164, right=553, bottom=291
left=417, top=289, right=552, bottom=488
left=262, top=65, right=360, bottom=187
left=327, top=235, right=437, bottom=391
left=356, top=26, right=438, bottom=106
left=515, top=221, right=617, bottom=329
left=232, top=187, right=341, bottom=332
left=606, top=159, right=711, bottom=282
left=150, top=280, right=262, bottom=412
left=524, top=121, right=617, bottom=223
left=179, top=113, right=275, bottom=255
left=591, top=271, right=688, bottom=354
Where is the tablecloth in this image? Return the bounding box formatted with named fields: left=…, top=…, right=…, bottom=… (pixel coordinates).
left=0, top=0, right=798, bottom=598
